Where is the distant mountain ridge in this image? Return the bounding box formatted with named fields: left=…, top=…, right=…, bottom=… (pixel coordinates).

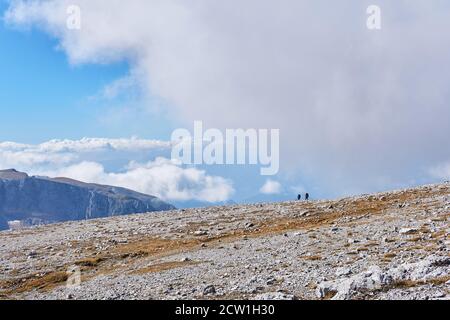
left=0, top=169, right=175, bottom=230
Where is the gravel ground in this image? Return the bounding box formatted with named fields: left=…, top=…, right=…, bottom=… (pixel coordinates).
left=0, top=183, right=449, bottom=300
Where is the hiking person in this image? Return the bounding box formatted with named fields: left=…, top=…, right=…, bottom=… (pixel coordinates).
left=305, top=193, right=310, bottom=201
left=297, top=194, right=301, bottom=201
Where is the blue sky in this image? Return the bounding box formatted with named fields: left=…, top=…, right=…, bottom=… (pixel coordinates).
left=0, top=1, right=174, bottom=143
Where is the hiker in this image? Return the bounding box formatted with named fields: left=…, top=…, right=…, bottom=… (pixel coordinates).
left=305, top=193, right=310, bottom=201
left=297, top=194, right=301, bottom=201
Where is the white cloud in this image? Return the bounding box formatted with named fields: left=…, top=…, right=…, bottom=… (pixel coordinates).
left=429, top=162, right=450, bottom=181
left=4, top=1, right=450, bottom=195
left=0, top=138, right=234, bottom=202
left=0, top=137, right=171, bottom=169
left=0, top=137, right=170, bottom=153
left=40, top=158, right=234, bottom=202
left=101, top=75, right=137, bottom=100
left=260, top=179, right=281, bottom=195
left=37, top=137, right=171, bottom=153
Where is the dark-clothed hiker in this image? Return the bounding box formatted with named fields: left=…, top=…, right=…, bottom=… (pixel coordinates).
left=297, top=194, right=301, bottom=201
left=305, top=193, right=310, bottom=201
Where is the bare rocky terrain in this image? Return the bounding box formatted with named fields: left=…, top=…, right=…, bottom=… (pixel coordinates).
left=0, top=183, right=449, bottom=300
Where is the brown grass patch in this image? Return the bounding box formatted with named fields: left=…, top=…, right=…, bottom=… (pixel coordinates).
left=364, top=242, right=379, bottom=248
left=391, top=275, right=450, bottom=289
left=75, top=257, right=105, bottom=267
left=419, top=227, right=431, bottom=234
left=323, top=290, right=338, bottom=300
left=405, top=245, right=424, bottom=251
left=392, top=279, right=418, bottom=288
left=424, top=244, right=439, bottom=252
left=114, top=237, right=205, bottom=261
left=301, top=255, right=322, bottom=261
left=0, top=271, right=68, bottom=295
left=431, top=231, right=446, bottom=239
left=431, top=217, right=447, bottom=222
left=131, top=261, right=200, bottom=275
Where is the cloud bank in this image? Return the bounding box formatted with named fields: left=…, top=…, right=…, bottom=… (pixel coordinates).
left=0, top=138, right=234, bottom=202
left=260, top=180, right=282, bottom=195
left=4, top=0, right=450, bottom=195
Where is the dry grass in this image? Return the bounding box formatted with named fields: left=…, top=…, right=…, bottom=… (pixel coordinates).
left=0, top=271, right=68, bottom=295
left=301, top=255, right=323, bottom=261
left=131, top=261, right=200, bottom=275
left=391, top=275, right=450, bottom=289
left=75, top=257, right=105, bottom=267
left=431, top=230, right=446, bottom=239
left=323, top=290, right=338, bottom=300
left=364, top=242, right=380, bottom=247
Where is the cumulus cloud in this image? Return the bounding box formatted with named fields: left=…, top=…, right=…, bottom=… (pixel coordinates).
left=0, top=137, right=170, bottom=169
left=0, top=138, right=234, bottom=202
left=260, top=179, right=281, bottom=195
left=40, top=158, right=234, bottom=202
left=4, top=0, right=450, bottom=195
left=0, top=137, right=170, bottom=153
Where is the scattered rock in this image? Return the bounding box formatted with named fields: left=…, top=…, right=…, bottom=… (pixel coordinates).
left=299, top=210, right=311, bottom=217
left=316, top=266, right=392, bottom=300
left=399, top=228, right=418, bottom=235
left=335, top=267, right=352, bottom=277
left=203, top=285, right=216, bottom=296
left=245, top=222, right=255, bottom=229
left=317, top=255, right=450, bottom=300
left=253, top=292, right=295, bottom=300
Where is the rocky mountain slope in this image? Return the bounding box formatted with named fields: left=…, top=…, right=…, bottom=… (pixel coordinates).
left=0, top=182, right=448, bottom=300
left=0, top=169, right=175, bottom=230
